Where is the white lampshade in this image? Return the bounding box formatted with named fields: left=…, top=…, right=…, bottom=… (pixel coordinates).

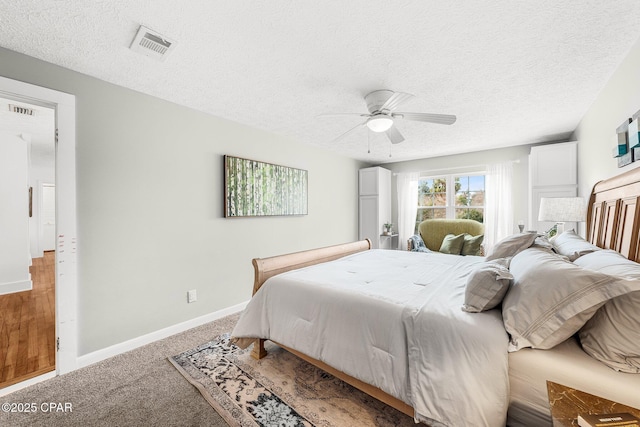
left=366, top=115, right=393, bottom=133
left=538, top=197, right=586, bottom=222
left=538, top=197, right=586, bottom=235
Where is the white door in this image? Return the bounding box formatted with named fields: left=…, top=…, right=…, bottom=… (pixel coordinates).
left=359, top=195, right=380, bottom=248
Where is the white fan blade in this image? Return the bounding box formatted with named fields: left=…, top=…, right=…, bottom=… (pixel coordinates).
left=386, top=126, right=405, bottom=144
left=378, top=92, right=414, bottom=112
left=317, top=113, right=370, bottom=118
left=394, top=112, right=457, bottom=125
left=330, top=121, right=366, bottom=143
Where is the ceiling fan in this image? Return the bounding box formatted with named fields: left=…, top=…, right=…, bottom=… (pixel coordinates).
left=322, top=90, right=457, bottom=145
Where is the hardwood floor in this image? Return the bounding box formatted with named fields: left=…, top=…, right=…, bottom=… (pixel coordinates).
left=0, top=251, right=55, bottom=388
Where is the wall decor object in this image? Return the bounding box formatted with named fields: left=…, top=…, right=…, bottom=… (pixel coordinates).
left=615, top=118, right=633, bottom=168
left=629, top=110, right=640, bottom=163
left=618, top=151, right=633, bottom=168
left=224, top=155, right=308, bottom=217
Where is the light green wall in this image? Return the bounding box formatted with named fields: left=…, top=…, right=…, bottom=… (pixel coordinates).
left=574, top=36, right=640, bottom=199
left=0, top=47, right=364, bottom=355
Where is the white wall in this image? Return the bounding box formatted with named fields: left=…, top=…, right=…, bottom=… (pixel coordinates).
left=574, top=36, right=640, bottom=199
left=8, top=29, right=638, bottom=356
left=381, top=34, right=640, bottom=240
left=0, top=47, right=365, bottom=355
left=0, top=131, right=32, bottom=294
left=381, top=144, right=532, bottom=236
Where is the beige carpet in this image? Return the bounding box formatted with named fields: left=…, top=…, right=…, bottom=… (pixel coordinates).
left=170, top=334, right=416, bottom=427
left=0, top=314, right=239, bottom=427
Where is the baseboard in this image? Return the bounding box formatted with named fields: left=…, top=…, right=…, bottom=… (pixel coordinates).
left=0, top=372, right=56, bottom=397
left=77, top=301, right=248, bottom=369
left=0, top=279, right=32, bottom=295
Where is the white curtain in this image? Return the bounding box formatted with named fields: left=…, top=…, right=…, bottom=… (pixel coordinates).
left=396, top=172, right=420, bottom=250
left=484, top=161, right=513, bottom=253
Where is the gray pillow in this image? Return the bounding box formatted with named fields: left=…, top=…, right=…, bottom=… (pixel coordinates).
left=551, top=229, right=600, bottom=261
left=579, top=292, right=640, bottom=373
left=486, top=232, right=538, bottom=261
left=502, top=248, right=640, bottom=351
left=575, top=250, right=640, bottom=373
left=462, top=258, right=513, bottom=312
left=439, top=233, right=465, bottom=255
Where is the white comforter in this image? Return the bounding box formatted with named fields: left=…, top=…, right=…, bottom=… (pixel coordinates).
left=231, top=249, right=509, bottom=426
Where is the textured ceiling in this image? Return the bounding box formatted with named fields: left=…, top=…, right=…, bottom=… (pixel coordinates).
left=2, top=1, right=640, bottom=163
left=0, top=96, right=55, bottom=164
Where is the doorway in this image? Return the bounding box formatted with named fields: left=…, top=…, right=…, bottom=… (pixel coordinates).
left=0, top=76, right=77, bottom=392
left=0, top=98, right=56, bottom=387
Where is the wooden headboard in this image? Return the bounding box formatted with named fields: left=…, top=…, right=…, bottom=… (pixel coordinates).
left=587, top=166, right=640, bottom=261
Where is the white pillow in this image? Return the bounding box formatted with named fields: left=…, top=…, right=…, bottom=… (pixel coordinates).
left=531, top=235, right=555, bottom=252
left=502, top=248, right=640, bottom=351
left=552, top=229, right=600, bottom=261
left=573, top=249, right=634, bottom=273
left=462, top=258, right=513, bottom=313
left=486, top=232, right=538, bottom=261
left=575, top=250, right=640, bottom=373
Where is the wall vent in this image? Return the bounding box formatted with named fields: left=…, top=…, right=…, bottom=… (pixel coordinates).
left=130, top=25, right=175, bottom=61
left=8, top=104, right=35, bottom=116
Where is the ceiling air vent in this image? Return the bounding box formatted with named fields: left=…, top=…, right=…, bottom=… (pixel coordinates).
left=9, top=104, right=35, bottom=116
left=130, top=25, right=175, bottom=61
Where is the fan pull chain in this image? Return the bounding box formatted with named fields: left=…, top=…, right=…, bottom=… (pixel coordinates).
left=367, top=129, right=371, bottom=154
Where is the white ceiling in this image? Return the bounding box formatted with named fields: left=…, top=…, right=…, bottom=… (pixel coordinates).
left=0, top=96, right=55, bottom=164
left=2, top=1, right=640, bottom=163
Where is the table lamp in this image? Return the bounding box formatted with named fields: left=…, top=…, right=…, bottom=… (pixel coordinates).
left=538, top=197, right=586, bottom=235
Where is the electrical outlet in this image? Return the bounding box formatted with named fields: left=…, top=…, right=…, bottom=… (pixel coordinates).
left=187, top=289, right=197, bottom=303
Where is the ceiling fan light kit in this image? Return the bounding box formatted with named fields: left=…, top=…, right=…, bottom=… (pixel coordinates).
left=325, top=89, right=457, bottom=147
left=366, top=115, right=394, bottom=132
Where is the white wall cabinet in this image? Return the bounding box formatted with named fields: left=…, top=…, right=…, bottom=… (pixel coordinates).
left=528, top=142, right=578, bottom=233
left=359, top=166, right=391, bottom=249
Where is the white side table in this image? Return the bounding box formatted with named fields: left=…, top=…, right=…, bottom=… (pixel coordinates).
left=379, top=233, right=399, bottom=250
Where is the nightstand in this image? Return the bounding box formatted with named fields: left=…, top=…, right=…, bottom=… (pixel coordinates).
left=547, top=381, right=640, bottom=427
left=379, top=233, right=399, bottom=250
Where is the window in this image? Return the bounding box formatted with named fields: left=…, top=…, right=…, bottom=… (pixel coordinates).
left=455, top=175, right=485, bottom=222
left=416, top=174, right=485, bottom=231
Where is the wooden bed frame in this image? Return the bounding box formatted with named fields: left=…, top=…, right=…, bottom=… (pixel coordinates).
left=247, top=165, right=640, bottom=421
left=249, top=238, right=414, bottom=417
left=587, top=166, right=640, bottom=262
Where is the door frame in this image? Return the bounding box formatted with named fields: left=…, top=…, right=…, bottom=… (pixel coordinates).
left=0, top=75, right=78, bottom=377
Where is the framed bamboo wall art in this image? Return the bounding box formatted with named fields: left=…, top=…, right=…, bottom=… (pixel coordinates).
left=224, top=155, right=308, bottom=217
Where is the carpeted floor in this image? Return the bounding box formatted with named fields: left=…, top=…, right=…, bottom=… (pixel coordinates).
left=0, top=313, right=239, bottom=427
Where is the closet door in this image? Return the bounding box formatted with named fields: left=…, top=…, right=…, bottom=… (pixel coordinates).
left=529, top=142, right=578, bottom=233
left=358, top=166, right=391, bottom=249
left=359, top=195, right=380, bottom=247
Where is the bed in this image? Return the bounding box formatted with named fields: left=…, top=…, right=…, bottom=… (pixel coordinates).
left=231, top=166, right=640, bottom=426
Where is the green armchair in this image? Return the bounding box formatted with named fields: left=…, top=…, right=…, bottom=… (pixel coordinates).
left=408, top=219, right=485, bottom=254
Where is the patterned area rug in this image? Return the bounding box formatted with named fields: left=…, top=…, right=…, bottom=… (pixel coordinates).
left=169, top=334, right=415, bottom=427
